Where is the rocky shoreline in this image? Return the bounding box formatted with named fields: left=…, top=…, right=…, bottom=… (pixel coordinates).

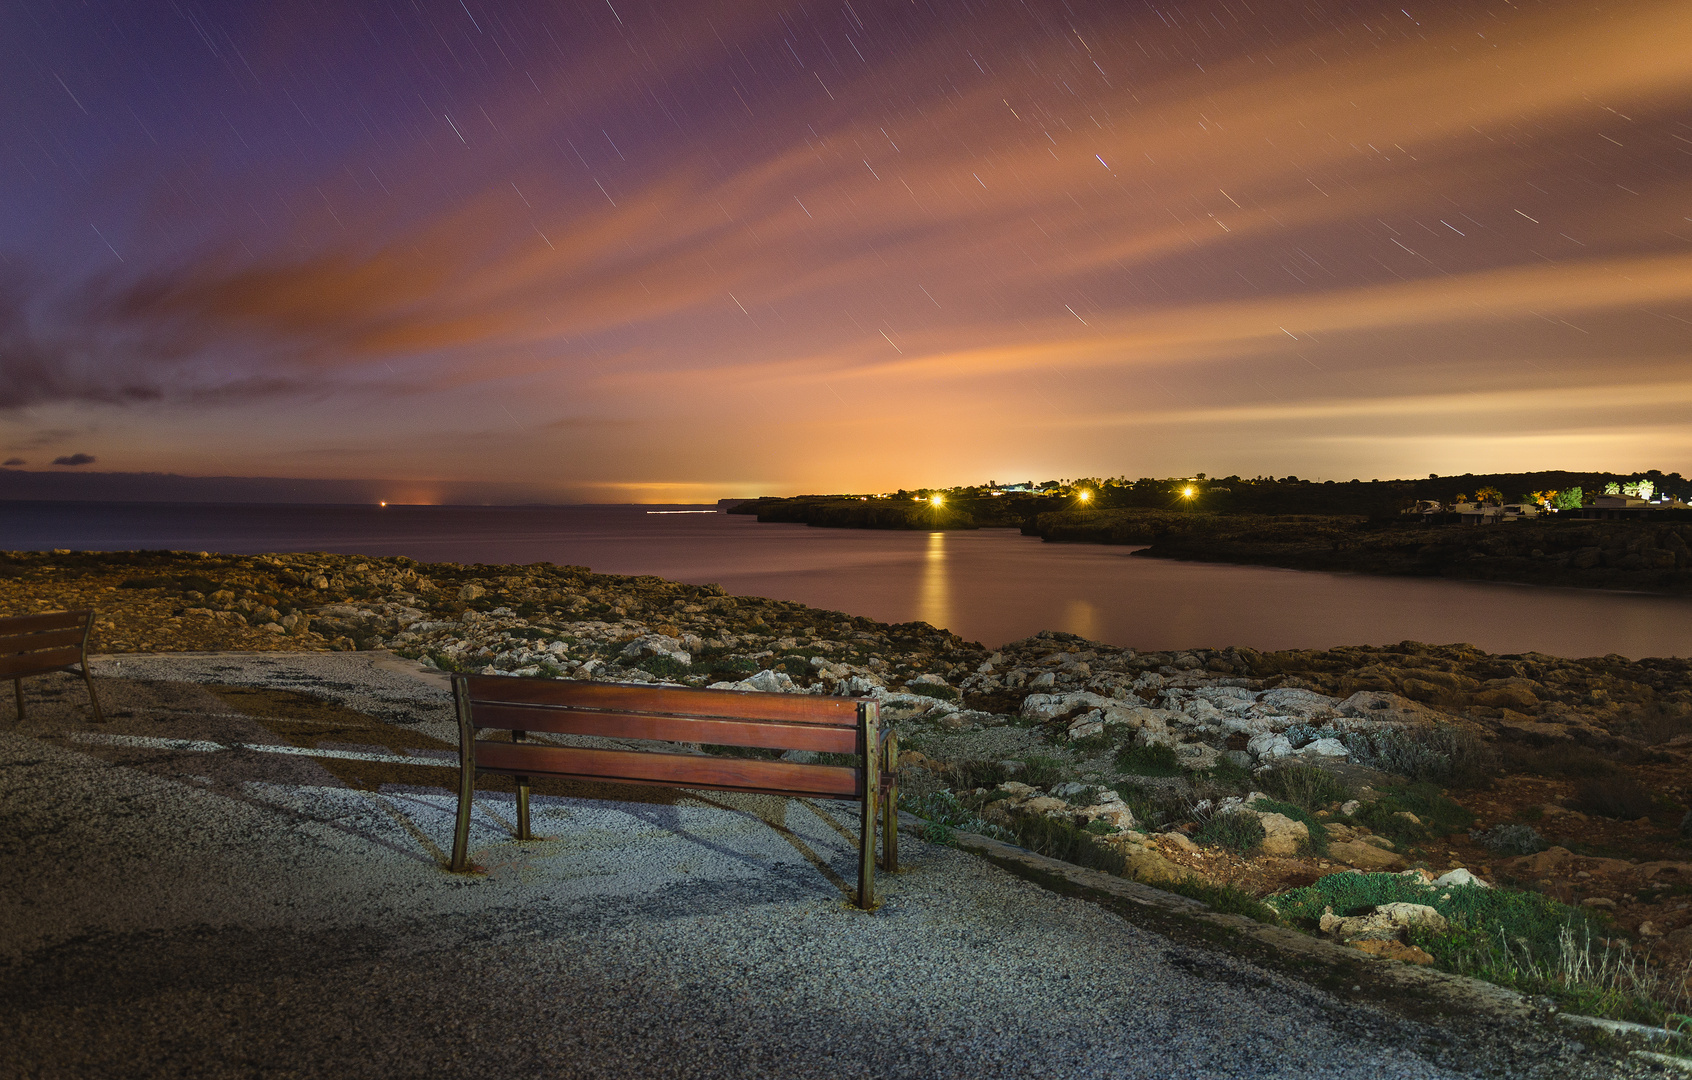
left=6, top=547, right=1691, bottom=1020
left=736, top=496, right=1692, bottom=594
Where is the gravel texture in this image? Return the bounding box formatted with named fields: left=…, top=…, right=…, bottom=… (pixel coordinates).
left=0, top=654, right=1638, bottom=1079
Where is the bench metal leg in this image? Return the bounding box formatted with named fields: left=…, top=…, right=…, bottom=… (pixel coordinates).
left=881, top=731, right=899, bottom=873
left=516, top=777, right=532, bottom=841
left=856, top=702, right=881, bottom=909
left=450, top=764, right=475, bottom=871
left=81, top=667, right=104, bottom=723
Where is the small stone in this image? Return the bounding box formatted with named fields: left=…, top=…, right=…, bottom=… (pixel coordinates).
left=458, top=583, right=485, bottom=600
left=1432, top=868, right=1489, bottom=889
left=1581, top=897, right=1616, bottom=910
left=1638, top=921, right=1662, bottom=937
left=1340, top=800, right=1361, bottom=816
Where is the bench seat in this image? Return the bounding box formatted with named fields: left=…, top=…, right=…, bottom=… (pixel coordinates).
left=450, top=674, right=897, bottom=908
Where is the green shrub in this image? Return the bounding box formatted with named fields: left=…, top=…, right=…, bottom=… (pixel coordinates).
left=1258, top=762, right=1351, bottom=810
left=1250, top=797, right=1329, bottom=855
left=1111, top=782, right=1176, bottom=830
left=638, top=654, right=690, bottom=680
left=1270, top=872, right=1679, bottom=1024
left=944, top=759, right=1011, bottom=790
left=1342, top=724, right=1496, bottom=788
left=1354, top=783, right=1474, bottom=843
left=1114, top=743, right=1182, bottom=777
left=898, top=789, right=1014, bottom=843
left=1018, top=754, right=1070, bottom=789
left=1207, top=755, right=1252, bottom=792
left=1193, top=810, right=1265, bottom=856
left=1163, top=878, right=1279, bottom=923
left=1003, top=813, right=1128, bottom=876
left=1571, top=776, right=1652, bottom=820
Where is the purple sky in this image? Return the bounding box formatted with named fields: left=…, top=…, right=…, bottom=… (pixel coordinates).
left=3, top=0, right=1690, bottom=502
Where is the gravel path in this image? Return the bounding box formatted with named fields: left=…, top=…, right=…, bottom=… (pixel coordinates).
left=0, top=654, right=1621, bottom=1079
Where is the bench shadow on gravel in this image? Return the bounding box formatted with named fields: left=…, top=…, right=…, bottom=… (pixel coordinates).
left=13, top=673, right=864, bottom=901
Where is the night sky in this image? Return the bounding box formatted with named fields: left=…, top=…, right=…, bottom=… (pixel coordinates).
left=3, top=0, right=1690, bottom=502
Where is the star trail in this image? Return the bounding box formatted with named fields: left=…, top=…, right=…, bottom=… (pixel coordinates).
left=2, top=0, right=1689, bottom=500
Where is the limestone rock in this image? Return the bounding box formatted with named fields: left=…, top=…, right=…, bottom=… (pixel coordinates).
left=1348, top=939, right=1436, bottom=965
left=1328, top=840, right=1404, bottom=870
left=619, top=633, right=692, bottom=666
left=1432, top=868, right=1489, bottom=889
left=1256, top=812, right=1310, bottom=856
left=1301, top=737, right=1348, bottom=758
left=1247, top=732, right=1294, bottom=760
left=1375, top=902, right=1448, bottom=932
left=1121, top=847, right=1185, bottom=883
left=1509, top=846, right=1574, bottom=876
left=458, top=583, right=485, bottom=600
left=1020, top=796, right=1068, bottom=816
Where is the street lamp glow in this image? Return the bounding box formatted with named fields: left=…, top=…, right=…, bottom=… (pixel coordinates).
left=1077, top=490, right=1091, bottom=502
left=930, top=494, right=944, bottom=507
left=1182, top=486, right=1195, bottom=498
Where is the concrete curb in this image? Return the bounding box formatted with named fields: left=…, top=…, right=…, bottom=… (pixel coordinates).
left=913, top=821, right=1539, bottom=1026
left=908, top=817, right=1692, bottom=1068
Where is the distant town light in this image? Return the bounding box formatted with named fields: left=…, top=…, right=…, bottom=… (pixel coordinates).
left=379, top=501, right=387, bottom=507
left=930, top=494, right=944, bottom=506
left=1077, top=490, right=1092, bottom=502
left=1182, top=486, right=1195, bottom=498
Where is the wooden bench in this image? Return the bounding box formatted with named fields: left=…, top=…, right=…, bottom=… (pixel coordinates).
left=449, top=674, right=898, bottom=908
left=2, top=609, right=104, bottom=723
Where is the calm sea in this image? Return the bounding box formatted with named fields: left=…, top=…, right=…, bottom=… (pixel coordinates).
left=5, top=500, right=1690, bottom=660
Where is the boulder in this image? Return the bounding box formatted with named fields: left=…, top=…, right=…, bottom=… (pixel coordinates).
left=457, top=583, right=485, bottom=600
left=1432, top=868, right=1489, bottom=889
left=1375, top=902, right=1448, bottom=932
left=1247, top=732, right=1294, bottom=759
left=746, top=669, right=796, bottom=693
left=1121, top=846, right=1185, bottom=883
left=1175, top=742, right=1221, bottom=771
left=1337, top=691, right=1453, bottom=726
left=1256, top=812, right=1310, bottom=856
left=1301, top=737, right=1348, bottom=758
left=1019, top=796, right=1068, bottom=816
left=1255, top=688, right=1342, bottom=720
left=1328, top=840, right=1404, bottom=870
left=619, top=633, right=692, bottom=666
left=1508, top=845, right=1574, bottom=876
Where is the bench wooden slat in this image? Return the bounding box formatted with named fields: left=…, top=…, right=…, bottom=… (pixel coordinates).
left=0, top=627, right=87, bottom=654
left=0, top=610, right=92, bottom=635
left=0, top=646, right=84, bottom=680
left=473, top=741, right=862, bottom=798
left=462, top=675, right=862, bottom=725
left=470, top=702, right=860, bottom=753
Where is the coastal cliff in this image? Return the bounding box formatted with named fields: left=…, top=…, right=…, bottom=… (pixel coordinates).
left=1027, top=509, right=1692, bottom=594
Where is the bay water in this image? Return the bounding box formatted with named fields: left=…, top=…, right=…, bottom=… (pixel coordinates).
left=4, top=500, right=1689, bottom=660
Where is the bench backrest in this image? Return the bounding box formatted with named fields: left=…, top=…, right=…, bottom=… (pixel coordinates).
left=452, top=674, right=879, bottom=801
left=0, top=609, right=95, bottom=681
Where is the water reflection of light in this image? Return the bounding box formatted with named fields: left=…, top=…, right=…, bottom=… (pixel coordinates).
left=918, top=531, right=952, bottom=630
left=1063, top=598, right=1099, bottom=641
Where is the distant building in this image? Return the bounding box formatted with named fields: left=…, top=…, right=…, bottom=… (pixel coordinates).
left=1573, top=495, right=1692, bottom=519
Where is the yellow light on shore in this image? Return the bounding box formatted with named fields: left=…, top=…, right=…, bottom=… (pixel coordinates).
left=930, top=494, right=944, bottom=507
left=1077, top=490, right=1091, bottom=502
left=1182, top=486, right=1195, bottom=498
